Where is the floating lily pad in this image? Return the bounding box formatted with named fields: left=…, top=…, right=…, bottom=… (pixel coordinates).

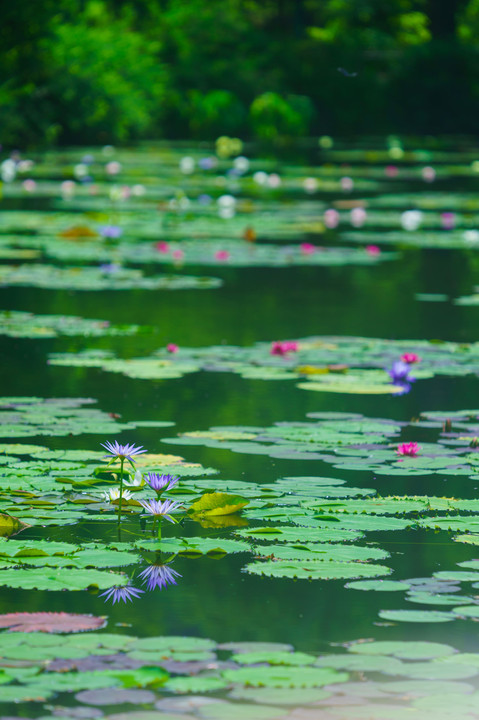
left=221, top=665, right=348, bottom=688
left=378, top=609, right=455, bottom=623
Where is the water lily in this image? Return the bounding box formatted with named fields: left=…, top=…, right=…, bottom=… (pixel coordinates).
left=101, top=441, right=147, bottom=522
left=270, top=340, right=298, bottom=356
left=300, top=243, right=316, bottom=255
left=99, top=225, right=122, bottom=239
left=215, top=250, right=230, bottom=261
left=139, top=498, right=182, bottom=523
left=167, top=343, right=179, bottom=353
left=397, top=442, right=419, bottom=457
left=100, top=584, right=144, bottom=604
left=155, top=241, right=170, bottom=253
left=102, top=488, right=133, bottom=503
left=324, top=208, right=339, bottom=228
left=366, top=245, right=381, bottom=256
left=101, top=441, right=146, bottom=463
left=124, top=469, right=144, bottom=487
left=388, top=360, right=415, bottom=395
left=144, top=472, right=179, bottom=495
left=388, top=361, right=412, bottom=384
left=401, top=352, right=421, bottom=364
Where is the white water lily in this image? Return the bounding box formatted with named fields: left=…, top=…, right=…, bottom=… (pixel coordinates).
left=124, top=469, right=144, bottom=487
left=102, top=488, right=133, bottom=503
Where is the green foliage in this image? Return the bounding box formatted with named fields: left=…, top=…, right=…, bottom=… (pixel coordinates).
left=43, top=1, right=164, bottom=142
left=249, top=92, right=312, bottom=140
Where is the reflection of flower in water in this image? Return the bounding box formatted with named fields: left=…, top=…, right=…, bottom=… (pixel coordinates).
left=100, top=583, right=144, bottom=604
left=139, top=563, right=182, bottom=591
left=388, top=360, right=415, bottom=395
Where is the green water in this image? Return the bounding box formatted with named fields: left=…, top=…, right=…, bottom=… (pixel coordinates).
left=2, top=140, right=479, bottom=717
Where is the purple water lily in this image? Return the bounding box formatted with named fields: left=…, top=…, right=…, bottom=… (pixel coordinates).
left=139, top=563, right=182, bottom=591
left=388, top=360, right=415, bottom=395
left=101, top=441, right=146, bottom=463
left=145, top=472, right=179, bottom=494
left=139, top=498, right=182, bottom=523
left=100, top=584, right=144, bottom=604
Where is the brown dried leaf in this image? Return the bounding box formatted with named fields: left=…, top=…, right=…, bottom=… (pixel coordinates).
left=0, top=612, right=107, bottom=633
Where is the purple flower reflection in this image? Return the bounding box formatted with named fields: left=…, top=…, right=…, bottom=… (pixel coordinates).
left=139, top=564, right=182, bottom=591
left=100, top=584, right=144, bottom=604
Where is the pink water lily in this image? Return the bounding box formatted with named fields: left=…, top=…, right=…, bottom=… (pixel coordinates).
left=300, top=243, right=316, bottom=255
left=366, top=245, right=381, bottom=256
left=270, top=340, right=298, bottom=356
left=401, top=352, right=421, bottom=364
left=397, top=442, right=419, bottom=457
left=215, top=250, right=230, bottom=261
left=167, top=343, right=179, bottom=353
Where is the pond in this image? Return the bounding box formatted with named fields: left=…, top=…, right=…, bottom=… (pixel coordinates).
left=1, top=137, right=479, bottom=719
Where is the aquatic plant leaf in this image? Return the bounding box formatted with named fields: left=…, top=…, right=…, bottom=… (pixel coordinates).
left=221, top=665, right=348, bottom=688
left=230, top=651, right=316, bottom=666
left=245, top=559, right=391, bottom=580
left=0, top=310, right=139, bottom=338
left=236, top=526, right=364, bottom=543
left=129, top=636, right=216, bottom=653
left=75, top=687, right=156, bottom=704
left=348, top=641, right=456, bottom=659
left=0, top=263, right=222, bottom=291
left=136, top=537, right=251, bottom=557
left=189, top=492, right=249, bottom=516
left=163, top=676, right=229, bottom=693
left=0, top=612, right=107, bottom=633
left=0, top=567, right=128, bottom=590
left=346, top=580, right=411, bottom=591
left=378, top=609, right=454, bottom=623
left=228, top=687, right=331, bottom=704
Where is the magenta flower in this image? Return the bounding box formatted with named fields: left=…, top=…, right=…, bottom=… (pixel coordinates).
left=215, top=250, right=230, bottom=261
left=101, top=440, right=147, bottom=463
left=167, top=343, right=179, bottom=353
left=100, top=583, right=144, bottom=604
left=139, top=498, right=182, bottom=523
left=401, top=352, right=421, bottom=364
left=366, top=245, right=381, bottom=256
left=441, top=212, right=456, bottom=230
left=300, top=243, right=316, bottom=255
left=144, top=472, right=179, bottom=494
left=155, top=241, right=170, bottom=253
left=270, top=340, right=298, bottom=356
left=397, top=442, right=419, bottom=457
left=172, top=249, right=184, bottom=261
left=139, top=563, right=182, bottom=591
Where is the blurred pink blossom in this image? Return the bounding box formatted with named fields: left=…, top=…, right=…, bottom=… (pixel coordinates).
left=215, top=250, right=230, bottom=261
left=401, top=352, right=421, bottom=364
left=397, top=442, right=419, bottom=457
left=167, top=344, right=179, bottom=353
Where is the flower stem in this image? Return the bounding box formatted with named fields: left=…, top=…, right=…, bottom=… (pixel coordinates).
left=157, top=518, right=162, bottom=541
left=118, top=457, right=124, bottom=523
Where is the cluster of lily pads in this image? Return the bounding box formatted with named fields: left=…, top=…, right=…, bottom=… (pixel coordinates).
left=48, top=334, right=479, bottom=394
left=0, top=627, right=477, bottom=718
